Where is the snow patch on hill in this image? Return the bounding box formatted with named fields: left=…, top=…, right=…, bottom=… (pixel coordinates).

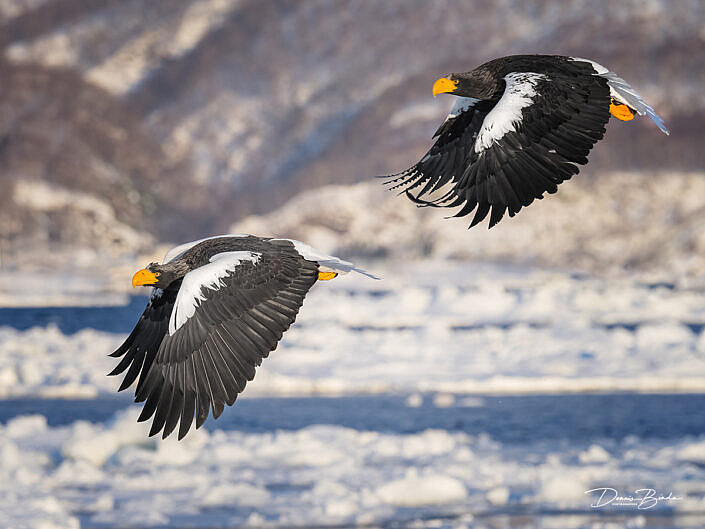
left=10, top=180, right=152, bottom=265
left=232, top=171, right=705, bottom=277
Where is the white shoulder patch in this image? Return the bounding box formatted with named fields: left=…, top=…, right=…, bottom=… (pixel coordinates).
left=274, top=239, right=380, bottom=280
left=163, top=234, right=250, bottom=264
left=475, top=72, right=547, bottom=153
left=168, top=251, right=261, bottom=335
left=569, top=57, right=669, bottom=135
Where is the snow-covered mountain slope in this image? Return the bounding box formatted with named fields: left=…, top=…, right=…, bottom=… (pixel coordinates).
left=2, top=0, right=704, bottom=257
left=0, top=60, right=208, bottom=264
left=10, top=180, right=150, bottom=262
left=232, top=171, right=705, bottom=277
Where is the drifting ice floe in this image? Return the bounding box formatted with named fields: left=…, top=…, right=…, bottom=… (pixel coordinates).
left=2, top=408, right=705, bottom=528
left=1, top=262, right=704, bottom=398
left=1, top=262, right=705, bottom=527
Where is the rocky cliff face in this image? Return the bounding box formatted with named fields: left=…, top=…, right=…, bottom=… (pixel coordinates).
left=2, top=0, right=703, bottom=262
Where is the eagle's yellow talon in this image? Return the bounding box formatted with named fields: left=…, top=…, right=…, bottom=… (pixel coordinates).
left=318, top=271, right=338, bottom=281
left=610, top=101, right=635, bottom=121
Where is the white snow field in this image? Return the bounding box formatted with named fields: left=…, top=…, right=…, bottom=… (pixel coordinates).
left=1, top=261, right=705, bottom=528
left=1, top=261, right=705, bottom=399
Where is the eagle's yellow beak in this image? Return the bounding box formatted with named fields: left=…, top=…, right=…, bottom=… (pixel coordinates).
left=432, top=77, right=458, bottom=97
left=132, top=268, right=160, bottom=287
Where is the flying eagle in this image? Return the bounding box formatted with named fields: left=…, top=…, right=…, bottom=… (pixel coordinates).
left=110, top=234, right=378, bottom=440
left=383, top=54, right=669, bottom=228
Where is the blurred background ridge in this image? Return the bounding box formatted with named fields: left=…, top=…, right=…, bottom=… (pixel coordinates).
left=1, top=0, right=704, bottom=273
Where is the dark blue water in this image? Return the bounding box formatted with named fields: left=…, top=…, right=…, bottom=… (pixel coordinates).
left=3, top=295, right=704, bottom=336
left=0, top=295, right=147, bottom=334
left=1, top=393, right=704, bottom=443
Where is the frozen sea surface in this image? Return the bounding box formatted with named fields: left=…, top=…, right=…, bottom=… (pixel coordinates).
left=1, top=261, right=704, bottom=399
left=1, top=261, right=704, bottom=528
left=2, top=395, right=705, bottom=529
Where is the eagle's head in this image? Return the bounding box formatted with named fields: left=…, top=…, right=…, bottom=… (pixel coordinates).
left=131, top=261, right=188, bottom=289
left=432, top=68, right=498, bottom=99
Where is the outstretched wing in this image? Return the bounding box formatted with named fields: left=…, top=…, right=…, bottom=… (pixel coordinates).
left=112, top=240, right=319, bottom=440
left=109, top=286, right=179, bottom=393
left=387, top=72, right=611, bottom=228
left=383, top=96, right=497, bottom=200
